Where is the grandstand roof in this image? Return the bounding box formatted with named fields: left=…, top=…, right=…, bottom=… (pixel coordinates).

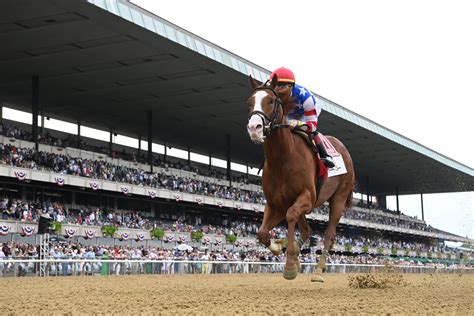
left=0, top=0, right=472, bottom=195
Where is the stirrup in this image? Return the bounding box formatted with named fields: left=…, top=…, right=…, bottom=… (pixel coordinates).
left=321, top=156, right=335, bottom=168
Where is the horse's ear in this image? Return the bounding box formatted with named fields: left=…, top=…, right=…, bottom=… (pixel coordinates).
left=270, top=74, right=278, bottom=88
left=248, top=75, right=258, bottom=90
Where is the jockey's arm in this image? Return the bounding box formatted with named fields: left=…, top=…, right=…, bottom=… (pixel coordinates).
left=288, top=95, right=319, bottom=132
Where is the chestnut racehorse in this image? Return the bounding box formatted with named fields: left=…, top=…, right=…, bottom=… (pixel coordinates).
left=246, top=75, right=355, bottom=282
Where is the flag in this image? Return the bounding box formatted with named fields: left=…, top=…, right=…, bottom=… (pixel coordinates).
left=14, top=171, right=27, bottom=181
left=0, top=225, right=11, bottom=236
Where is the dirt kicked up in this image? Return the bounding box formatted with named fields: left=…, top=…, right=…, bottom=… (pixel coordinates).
left=0, top=273, right=472, bottom=314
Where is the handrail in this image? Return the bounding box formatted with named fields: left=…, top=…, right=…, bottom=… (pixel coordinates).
left=2, top=259, right=472, bottom=269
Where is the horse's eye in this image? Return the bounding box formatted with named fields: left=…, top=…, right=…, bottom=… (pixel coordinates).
left=269, top=100, right=273, bottom=105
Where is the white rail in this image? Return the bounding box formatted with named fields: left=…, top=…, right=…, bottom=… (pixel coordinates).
left=1, top=259, right=472, bottom=278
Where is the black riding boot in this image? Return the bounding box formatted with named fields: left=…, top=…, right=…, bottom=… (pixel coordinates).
left=316, top=143, right=335, bottom=168
left=314, top=133, right=335, bottom=168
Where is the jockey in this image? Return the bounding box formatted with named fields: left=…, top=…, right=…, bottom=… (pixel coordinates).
left=270, top=67, right=335, bottom=168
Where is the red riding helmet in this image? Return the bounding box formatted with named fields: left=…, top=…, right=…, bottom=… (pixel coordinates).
left=270, top=67, right=295, bottom=84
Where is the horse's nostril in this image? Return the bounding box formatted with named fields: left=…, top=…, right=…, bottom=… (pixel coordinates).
left=256, top=124, right=263, bottom=130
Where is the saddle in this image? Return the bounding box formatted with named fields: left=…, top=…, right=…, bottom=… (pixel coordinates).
left=290, top=127, right=328, bottom=197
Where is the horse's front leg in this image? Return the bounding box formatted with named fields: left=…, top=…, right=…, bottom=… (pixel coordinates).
left=257, top=204, right=285, bottom=255
left=284, top=190, right=312, bottom=280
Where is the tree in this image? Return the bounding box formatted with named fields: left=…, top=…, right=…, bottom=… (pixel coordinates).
left=151, top=228, right=165, bottom=247
left=50, top=221, right=62, bottom=235
left=190, top=231, right=203, bottom=242
left=101, top=225, right=118, bottom=238
left=225, top=235, right=237, bottom=244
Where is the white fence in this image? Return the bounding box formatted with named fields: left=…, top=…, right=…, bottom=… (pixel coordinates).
left=1, top=259, right=472, bottom=278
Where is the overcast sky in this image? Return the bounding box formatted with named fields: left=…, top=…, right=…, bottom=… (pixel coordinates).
left=133, top=0, right=472, bottom=238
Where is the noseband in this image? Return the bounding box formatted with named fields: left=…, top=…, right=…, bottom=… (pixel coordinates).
left=248, top=86, right=288, bottom=136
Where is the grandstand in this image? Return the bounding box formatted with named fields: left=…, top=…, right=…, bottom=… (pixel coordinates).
left=0, top=0, right=472, bottom=276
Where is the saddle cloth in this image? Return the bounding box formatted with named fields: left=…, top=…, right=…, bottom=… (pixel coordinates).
left=316, top=134, right=348, bottom=178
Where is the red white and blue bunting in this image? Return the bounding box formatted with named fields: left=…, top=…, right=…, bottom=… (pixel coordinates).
left=135, top=232, right=145, bottom=242
left=21, top=225, right=35, bottom=237
left=0, top=225, right=11, bottom=236
left=147, top=190, right=157, bottom=199
left=173, top=194, right=181, bottom=202
left=84, top=229, right=95, bottom=239
left=164, top=235, right=174, bottom=243
left=89, top=181, right=99, bottom=191
left=54, top=176, right=66, bottom=186
left=119, top=232, right=129, bottom=241
left=179, top=235, right=186, bottom=243
left=195, top=197, right=203, bottom=205
left=14, top=170, right=27, bottom=181
left=120, top=187, right=130, bottom=196
left=235, top=240, right=243, bottom=247
left=217, top=201, right=223, bottom=208
left=236, top=204, right=242, bottom=210
left=252, top=205, right=259, bottom=211
left=202, top=236, right=211, bottom=245
left=213, top=239, right=222, bottom=246
left=64, top=228, right=77, bottom=238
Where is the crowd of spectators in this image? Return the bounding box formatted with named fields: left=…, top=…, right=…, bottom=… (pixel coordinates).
left=0, top=143, right=266, bottom=204
left=1, top=123, right=434, bottom=227
left=1, top=123, right=260, bottom=185
left=0, top=195, right=460, bottom=262
left=1, top=240, right=469, bottom=278
left=1, top=193, right=434, bottom=238
left=0, top=196, right=260, bottom=237
left=0, top=142, right=435, bottom=232
left=0, top=123, right=448, bottom=253
left=314, top=205, right=433, bottom=232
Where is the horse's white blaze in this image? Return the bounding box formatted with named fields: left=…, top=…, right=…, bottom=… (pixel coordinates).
left=247, top=90, right=269, bottom=143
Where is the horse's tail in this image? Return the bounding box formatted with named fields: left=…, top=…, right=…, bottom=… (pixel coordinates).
left=345, top=179, right=357, bottom=209
left=345, top=189, right=353, bottom=209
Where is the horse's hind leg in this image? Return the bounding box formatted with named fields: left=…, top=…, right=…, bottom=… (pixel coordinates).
left=311, top=196, right=345, bottom=283
left=257, top=205, right=285, bottom=255
left=297, top=215, right=312, bottom=249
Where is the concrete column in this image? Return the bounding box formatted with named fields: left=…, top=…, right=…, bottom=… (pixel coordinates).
left=32, top=76, right=39, bottom=151
left=395, top=185, right=400, bottom=215
left=164, top=141, right=167, bottom=163
left=147, top=110, right=153, bottom=172
left=22, top=186, right=27, bottom=202
left=365, top=176, right=369, bottom=206
left=109, top=129, right=113, bottom=157
left=421, top=193, right=425, bottom=221
left=137, top=135, right=141, bottom=158
left=187, top=147, right=191, bottom=166
left=226, top=134, right=231, bottom=185
left=71, top=192, right=76, bottom=209
left=376, top=195, right=386, bottom=209
left=40, top=108, right=44, bottom=137
left=77, top=120, right=82, bottom=149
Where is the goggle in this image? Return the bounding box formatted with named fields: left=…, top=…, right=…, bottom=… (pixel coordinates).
left=276, top=83, right=292, bottom=89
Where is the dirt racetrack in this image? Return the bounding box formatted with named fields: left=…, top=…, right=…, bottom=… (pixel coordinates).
left=1, top=273, right=473, bottom=314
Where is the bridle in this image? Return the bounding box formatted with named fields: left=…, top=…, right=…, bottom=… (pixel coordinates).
left=247, top=85, right=289, bottom=136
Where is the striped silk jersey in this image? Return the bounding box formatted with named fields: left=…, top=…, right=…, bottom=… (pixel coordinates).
left=287, top=84, right=322, bottom=132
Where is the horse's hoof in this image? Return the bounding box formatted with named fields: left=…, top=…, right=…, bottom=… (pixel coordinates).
left=283, top=268, right=298, bottom=280
left=311, top=268, right=325, bottom=283
left=311, top=274, right=325, bottom=283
